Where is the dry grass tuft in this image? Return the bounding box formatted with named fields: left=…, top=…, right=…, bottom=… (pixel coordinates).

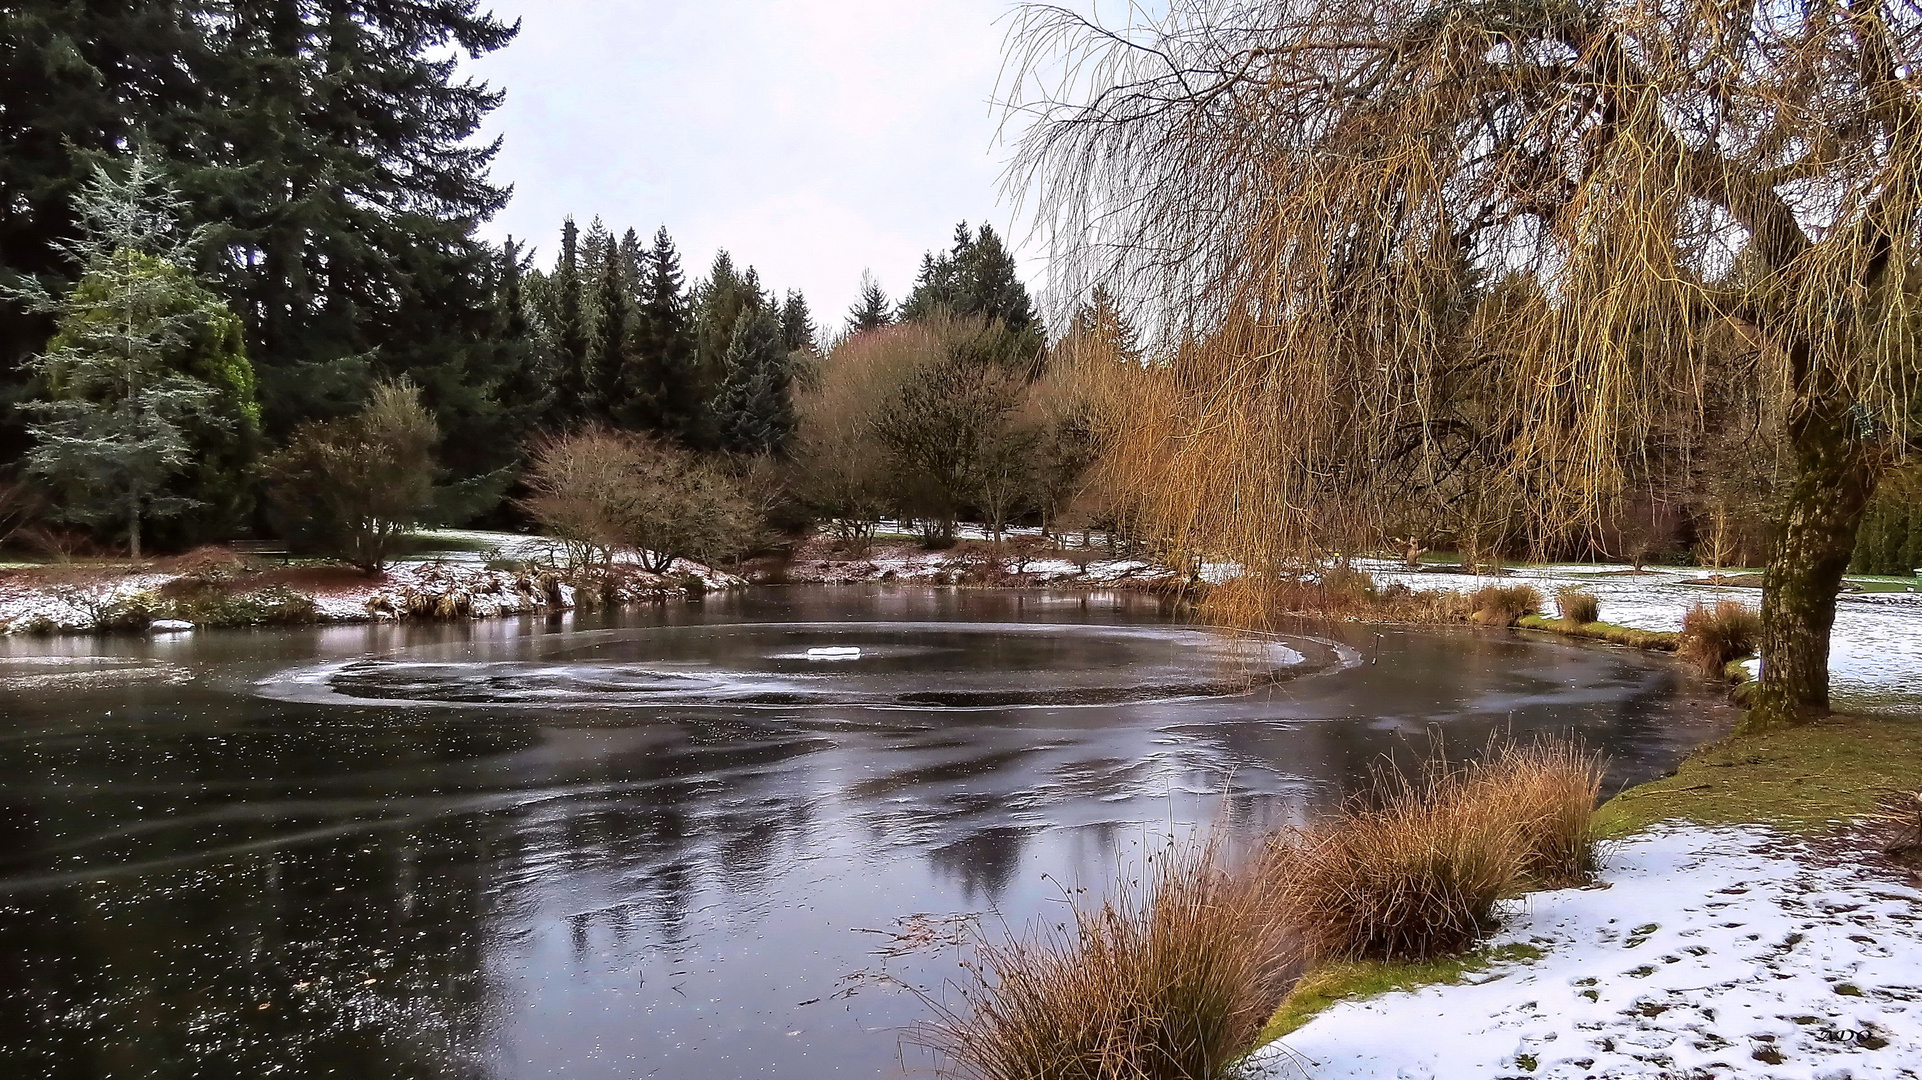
left=921, top=841, right=1296, bottom=1080
left=1553, top=586, right=1600, bottom=626
left=1468, top=584, right=1542, bottom=626
left=1873, top=790, right=1922, bottom=863
left=1678, top=600, right=1762, bottom=678
left=1464, top=739, right=1605, bottom=888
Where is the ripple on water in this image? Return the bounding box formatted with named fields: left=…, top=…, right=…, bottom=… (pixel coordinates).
left=255, top=621, right=1340, bottom=711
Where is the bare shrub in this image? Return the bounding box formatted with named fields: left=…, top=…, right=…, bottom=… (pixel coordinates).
left=1873, top=791, right=1922, bottom=863
left=1678, top=600, right=1762, bottom=679
left=0, top=479, right=45, bottom=551
left=1554, top=586, right=1600, bottom=626
left=920, top=840, right=1295, bottom=1080
left=265, top=380, right=439, bottom=574
left=792, top=324, right=931, bottom=540
left=521, top=428, right=757, bottom=573
left=1468, top=584, right=1541, bottom=626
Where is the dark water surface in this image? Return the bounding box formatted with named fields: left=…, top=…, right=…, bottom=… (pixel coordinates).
left=0, top=586, right=1730, bottom=1079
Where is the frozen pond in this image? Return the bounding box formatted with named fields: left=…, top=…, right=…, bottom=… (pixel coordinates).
left=0, top=586, right=1729, bottom=1079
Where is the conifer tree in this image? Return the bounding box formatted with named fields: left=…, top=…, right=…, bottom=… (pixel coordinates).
left=588, top=233, right=632, bottom=424
left=692, top=251, right=760, bottom=445
left=899, top=222, right=1045, bottom=368
left=781, top=290, right=816, bottom=354
left=846, top=271, right=893, bottom=334
left=631, top=227, right=699, bottom=440
left=7, top=156, right=249, bottom=558
left=493, top=236, right=549, bottom=441
left=551, top=217, right=590, bottom=425
left=714, top=304, right=793, bottom=455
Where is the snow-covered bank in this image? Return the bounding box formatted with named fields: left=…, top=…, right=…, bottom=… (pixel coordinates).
left=1363, top=561, right=1922, bottom=715
left=0, top=538, right=744, bottom=634
left=1251, top=825, right=1922, bottom=1080
left=749, top=533, right=1179, bottom=589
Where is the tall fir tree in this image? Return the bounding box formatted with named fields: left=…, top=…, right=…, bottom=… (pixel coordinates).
left=780, top=289, right=816, bottom=354
left=492, top=236, right=549, bottom=443
left=588, top=232, right=632, bottom=424
left=846, top=271, right=892, bottom=334
left=630, top=227, right=699, bottom=440
left=551, top=217, right=590, bottom=426
left=899, top=222, right=1045, bottom=368
left=714, top=304, right=793, bottom=455
left=692, top=251, right=760, bottom=446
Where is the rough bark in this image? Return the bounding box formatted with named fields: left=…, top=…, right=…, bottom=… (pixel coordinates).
left=1745, top=401, right=1880, bottom=732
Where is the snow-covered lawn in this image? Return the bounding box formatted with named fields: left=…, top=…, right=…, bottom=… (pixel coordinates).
left=1251, top=826, right=1922, bottom=1080
left=1363, top=561, right=1922, bottom=716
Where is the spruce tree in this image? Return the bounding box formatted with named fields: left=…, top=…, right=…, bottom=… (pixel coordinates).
left=631, top=227, right=699, bottom=440
left=588, top=232, right=632, bottom=424
left=846, top=271, right=893, bottom=334
left=7, top=156, right=250, bottom=558
left=551, top=217, right=590, bottom=425
left=692, top=251, right=759, bottom=445
left=493, top=236, right=550, bottom=437
left=714, top=304, right=792, bottom=454
left=781, top=290, right=816, bottom=354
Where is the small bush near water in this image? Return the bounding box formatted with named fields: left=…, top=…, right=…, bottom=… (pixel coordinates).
left=924, top=738, right=1603, bottom=1078
left=1553, top=586, right=1600, bottom=626
left=1678, top=599, right=1761, bottom=678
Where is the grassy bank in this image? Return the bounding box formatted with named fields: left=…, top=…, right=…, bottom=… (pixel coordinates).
left=1515, top=614, right=1678, bottom=650
left=1596, top=711, right=1922, bottom=835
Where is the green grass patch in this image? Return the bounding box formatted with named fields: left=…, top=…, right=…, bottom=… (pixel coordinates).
left=1516, top=614, right=1679, bottom=651
left=1596, top=713, right=1922, bottom=836
left=1255, top=943, right=1544, bottom=1047
left=396, top=532, right=500, bottom=557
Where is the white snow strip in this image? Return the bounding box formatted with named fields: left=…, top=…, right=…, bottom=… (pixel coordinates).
left=1251, top=825, right=1922, bottom=1080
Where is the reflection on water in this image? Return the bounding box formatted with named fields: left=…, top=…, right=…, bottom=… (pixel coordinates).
left=0, top=587, right=1732, bottom=1079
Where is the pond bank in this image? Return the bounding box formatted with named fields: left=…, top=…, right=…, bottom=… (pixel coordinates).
left=1250, top=714, right=1922, bottom=1079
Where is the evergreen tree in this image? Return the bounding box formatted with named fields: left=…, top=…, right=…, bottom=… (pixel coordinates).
left=186, top=0, right=518, bottom=433
left=630, top=227, right=699, bottom=440
left=846, top=271, right=893, bottom=334
left=899, top=222, right=1045, bottom=368
left=692, top=251, right=760, bottom=445
left=714, top=304, right=793, bottom=454
left=551, top=217, right=590, bottom=425
left=493, top=236, right=550, bottom=437
left=588, top=232, right=632, bottom=424
left=1063, top=284, right=1143, bottom=364
left=7, top=156, right=252, bottom=558
left=781, top=290, right=817, bottom=354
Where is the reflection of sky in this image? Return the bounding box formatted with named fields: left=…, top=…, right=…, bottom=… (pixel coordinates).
left=0, top=587, right=1730, bottom=1079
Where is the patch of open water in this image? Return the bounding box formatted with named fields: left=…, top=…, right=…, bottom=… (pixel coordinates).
left=0, top=587, right=1728, bottom=1079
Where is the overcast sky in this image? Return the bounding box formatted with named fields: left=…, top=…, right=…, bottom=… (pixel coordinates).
left=468, top=0, right=1065, bottom=331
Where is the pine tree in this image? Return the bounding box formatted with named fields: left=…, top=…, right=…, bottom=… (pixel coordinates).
left=899, top=222, right=1046, bottom=368
left=630, top=227, right=699, bottom=440
left=7, top=156, right=249, bottom=558
left=588, top=232, right=632, bottom=424
left=692, top=251, right=760, bottom=446
left=551, top=217, right=590, bottom=425
left=846, top=271, right=893, bottom=333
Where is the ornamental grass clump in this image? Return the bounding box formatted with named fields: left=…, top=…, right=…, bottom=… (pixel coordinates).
left=1463, top=738, right=1605, bottom=888
left=1678, top=600, right=1762, bottom=679
left=921, top=841, right=1296, bottom=1080
left=1267, top=765, right=1523, bottom=963
left=1554, top=586, right=1600, bottom=626
left=1468, top=584, right=1542, bottom=626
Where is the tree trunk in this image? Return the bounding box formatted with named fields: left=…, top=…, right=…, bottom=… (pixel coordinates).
left=1746, top=402, right=1880, bottom=733
left=128, top=494, right=141, bottom=561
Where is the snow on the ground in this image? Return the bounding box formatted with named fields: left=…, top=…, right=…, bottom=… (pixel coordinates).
left=1362, top=561, right=1922, bottom=716
left=1252, top=826, right=1922, bottom=1080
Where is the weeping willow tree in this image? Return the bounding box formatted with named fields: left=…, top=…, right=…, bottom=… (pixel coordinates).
left=1006, top=0, right=1922, bottom=731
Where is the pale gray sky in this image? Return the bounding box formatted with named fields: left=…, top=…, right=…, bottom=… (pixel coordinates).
left=468, top=0, right=1058, bottom=329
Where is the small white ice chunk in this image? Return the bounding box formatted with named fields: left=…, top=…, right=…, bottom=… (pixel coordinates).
left=150, top=619, right=195, bottom=633
left=806, top=646, right=862, bottom=659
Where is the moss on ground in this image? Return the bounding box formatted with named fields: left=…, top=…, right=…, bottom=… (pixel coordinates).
left=1596, top=712, right=1922, bottom=836
left=1515, top=614, right=1680, bottom=651
left=1255, top=943, right=1545, bottom=1047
